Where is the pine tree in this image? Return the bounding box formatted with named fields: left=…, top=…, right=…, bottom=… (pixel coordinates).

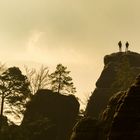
left=49, top=64, right=76, bottom=94
left=0, top=67, right=30, bottom=128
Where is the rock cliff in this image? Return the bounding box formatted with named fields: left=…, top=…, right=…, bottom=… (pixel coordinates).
left=108, top=75, right=140, bottom=140
left=70, top=118, right=103, bottom=140
left=99, top=91, right=126, bottom=139
left=86, top=51, right=140, bottom=118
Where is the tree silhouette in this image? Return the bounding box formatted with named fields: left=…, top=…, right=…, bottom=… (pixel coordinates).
left=25, top=65, right=49, bottom=95
left=49, top=64, right=76, bottom=94
left=0, top=67, right=30, bottom=127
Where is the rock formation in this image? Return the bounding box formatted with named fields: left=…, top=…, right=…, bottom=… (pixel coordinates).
left=22, top=89, right=80, bottom=140
left=70, top=117, right=104, bottom=140
left=108, top=75, right=140, bottom=140
left=86, top=51, right=140, bottom=118
left=99, top=91, right=126, bottom=139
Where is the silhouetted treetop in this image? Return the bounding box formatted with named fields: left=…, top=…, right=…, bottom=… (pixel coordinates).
left=25, top=65, right=49, bottom=94
left=49, top=64, right=76, bottom=94
left=0, top=67, right=30, bottom=126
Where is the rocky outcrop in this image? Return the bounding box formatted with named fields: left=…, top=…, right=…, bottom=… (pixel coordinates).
left=70, top=118, right=104, bottom=140
left=22, top=89, right=80, bottom=140
left=99, top=91, right=126, bottom=139
left=108, top=75, right=140, bottom=140
left=86, top=51, right=140, bottom=118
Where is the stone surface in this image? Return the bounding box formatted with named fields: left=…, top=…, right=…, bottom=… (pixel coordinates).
left=22, top=89, right=80, bottom=140
left=108, top=75, right=140, bottom=140
left=86, top=51, right=140, bottom=118
left=70, top=118, right=103, bottom=140
left=99, top=91, right=126, bottom=139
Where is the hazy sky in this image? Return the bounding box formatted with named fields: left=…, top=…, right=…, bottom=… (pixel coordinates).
left=1, top=0, right=140, bottom=103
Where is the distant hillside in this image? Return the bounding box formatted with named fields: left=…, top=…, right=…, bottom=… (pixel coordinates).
left=86, top=51, right=140, bottom=118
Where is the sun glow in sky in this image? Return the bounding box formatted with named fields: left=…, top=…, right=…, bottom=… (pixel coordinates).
left=1, top=0, right=140, bottom=104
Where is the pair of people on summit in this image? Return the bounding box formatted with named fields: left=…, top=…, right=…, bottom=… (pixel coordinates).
left=118, top=41, right=129, bottom=52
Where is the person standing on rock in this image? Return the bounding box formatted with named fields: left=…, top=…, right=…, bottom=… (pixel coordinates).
left=118, top=41, right=122, bottom=52
left=125, top=41, right=129, bottom=52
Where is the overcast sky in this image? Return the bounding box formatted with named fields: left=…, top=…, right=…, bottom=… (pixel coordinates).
left=1, top=0, right=140, bottom=103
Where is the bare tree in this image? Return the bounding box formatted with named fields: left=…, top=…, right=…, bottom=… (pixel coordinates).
left=24, top=65, right=49, bottom=95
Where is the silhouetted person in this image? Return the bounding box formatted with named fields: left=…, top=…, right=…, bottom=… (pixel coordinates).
left=118, top=41, right=122, bottom=52
left=125, top=41, right=129, bottom=52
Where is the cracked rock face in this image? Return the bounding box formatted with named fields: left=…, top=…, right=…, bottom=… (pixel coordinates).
left=70, top=118, right=102, bottom=140
left=99, top=91, right=126, bottom=139
left=108, top=75, right=140, bottom=140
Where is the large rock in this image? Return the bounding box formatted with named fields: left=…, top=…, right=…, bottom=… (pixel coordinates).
left=70, top=118, right=104, bottom=140
left=86, top=51, right=140, bottom=118
left=108, top=75, right=140, bottom=140
left=99, top=91, right=126, bottom=139
left=22, top=89, right=80, bottom=140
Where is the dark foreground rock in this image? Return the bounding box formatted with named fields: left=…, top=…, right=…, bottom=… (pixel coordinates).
left=70, top=117, right=104, bottom=140
left=108, top=75, right=140, bottom=140
left=99, top=91, right=126, bottom=139
left=22, top=89, right=80, bottom=140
